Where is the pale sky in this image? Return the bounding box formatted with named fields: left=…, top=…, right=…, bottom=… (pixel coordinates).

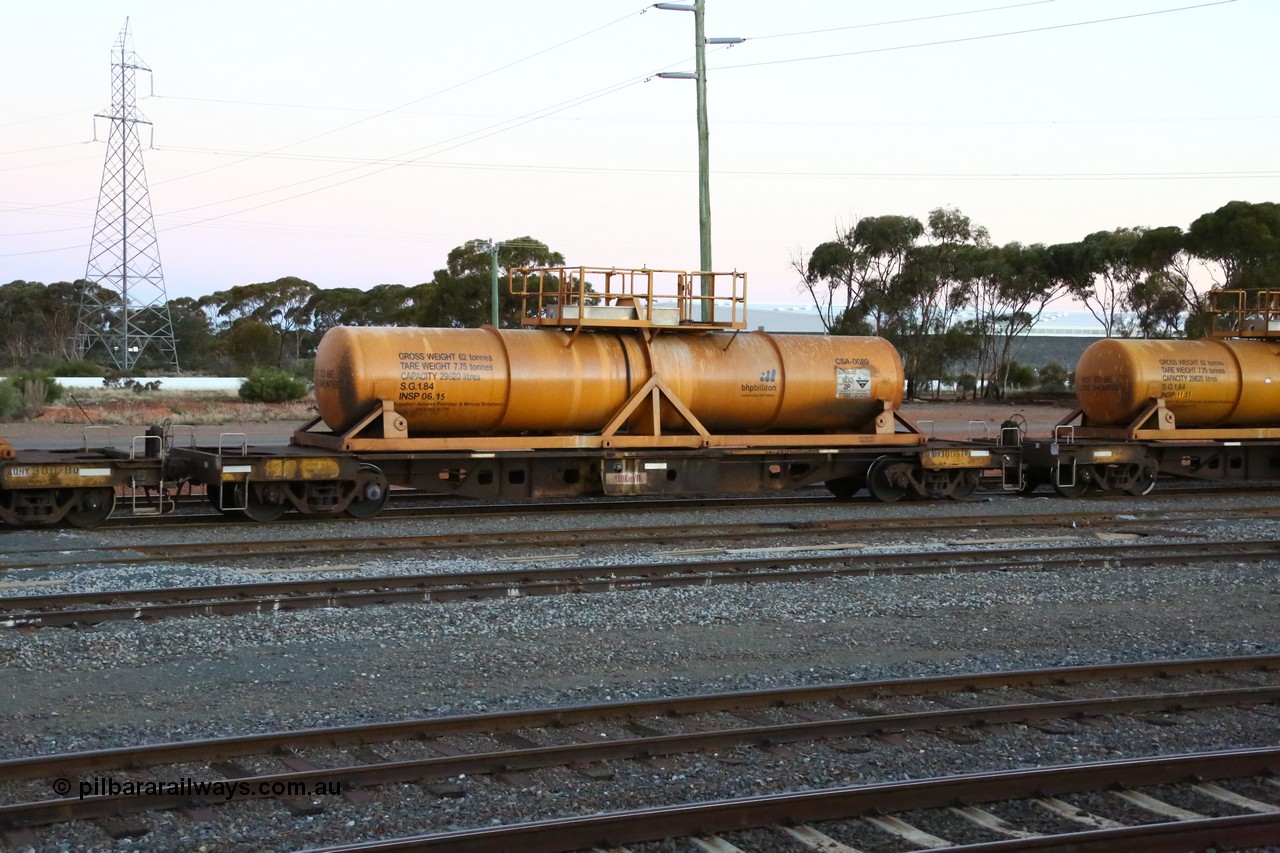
left=1, top=0, right=1274, bottom=305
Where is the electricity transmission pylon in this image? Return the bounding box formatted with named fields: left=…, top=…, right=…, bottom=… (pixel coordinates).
left=74, top=18, right=179, bottom=371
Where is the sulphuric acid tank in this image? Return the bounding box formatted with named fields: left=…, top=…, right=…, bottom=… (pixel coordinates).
left=1075, top=337, right=1280, bottom=427
left=313, top=326, right=903, bottom=435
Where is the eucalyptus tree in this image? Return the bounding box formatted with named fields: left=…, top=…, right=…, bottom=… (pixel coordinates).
left=165, top=297, right=220, bottom=371
left=966, top=243, right=1070, bottom=397
left=199, top=277, right=320, bottom=363
left=793, top=236, right=871, bottom=333
left=307, top=284, right=424, bottom=336
left=1185, top=200, right=1280, bottom=290
left=1, top=279, right=110, bottom=367
left=1070, top=229, right=1151, bottom=337
left=419, top=236, right=564, bottom=328
left=1126, top=271, right=1187, bottom=338
left=794, top=215, right=924, bottom=334
left=1129, top=225, right=1209, bottom=335
left=883, top=207, right=986, bottom=397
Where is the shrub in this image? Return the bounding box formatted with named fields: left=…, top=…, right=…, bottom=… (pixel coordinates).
left=0, top=375, right=59, bottom=420
left=102, top=376, right=163, bottom=393
left=55, top=359, right=106, bottom=377
left=996, top=361, right=1036, bottom=390
left=239, top=368, right=309, bottom=403
left=0, top=382, right=21, bottom=420
left=225, top=320, right=281, bottom=373
left=1038, top=361, right=1070, bottom=392
left=18, top=380, right=51, bottom=419
left=6, top=372, right=64, bottom=405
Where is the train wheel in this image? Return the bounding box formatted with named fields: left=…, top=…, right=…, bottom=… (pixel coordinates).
left=0, top=488, right=17, bottom=526
left=1125, top=465, right=1158, bottom=496
left=866, top=458, right=913, bottom=503
left=949, top=470, right=980, bottom=500
left=345, top=464, right=389, bottom=519
left=64, top=488, right=117, bottom=529
left=241, top=484, right=287, bottom=523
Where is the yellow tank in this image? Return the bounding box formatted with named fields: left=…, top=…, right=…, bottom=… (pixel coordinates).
left=1076, top=337, right=1280, bottom=427
left=313, top=326, right=903, bottom=435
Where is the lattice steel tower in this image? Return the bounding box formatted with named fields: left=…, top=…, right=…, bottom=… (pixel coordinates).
left=74, top=18, right=179, bottom=371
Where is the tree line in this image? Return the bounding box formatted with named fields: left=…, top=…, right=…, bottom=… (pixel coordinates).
left=2, top=200, right=1277, bottom=390
left=0, top=237, right=561, bottom=375
left=795, top=200, right=1280, bottom=398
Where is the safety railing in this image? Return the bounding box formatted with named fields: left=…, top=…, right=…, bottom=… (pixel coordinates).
left=510, top=266, right=747, bottom=331
left=1207, top=289, right=1280, bottom=338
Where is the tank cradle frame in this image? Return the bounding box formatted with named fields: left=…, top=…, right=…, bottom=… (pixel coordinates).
left=291, top=394, right=927, bottom=453
left=287, top=392, right=1014, bottom=502
left=1054, top=398, right=1280, bottom=442
left=1020, top=397, right=1280, bottom=497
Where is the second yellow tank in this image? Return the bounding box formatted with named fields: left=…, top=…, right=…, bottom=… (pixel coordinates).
left=1076, top=337, right=1280, bottom=427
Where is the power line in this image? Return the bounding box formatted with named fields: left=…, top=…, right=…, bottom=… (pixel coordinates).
left=0, top=69, right=657, bottom=254
left=139, top=6, right=650, bottom=193
left=0, top=1, right=1253, bottom=256
left=133, top=148, right=1279, bottom=180
left=0, top=141, right=94, bottom=158
left=5, top=161, right=1273, bottom=260
left=745, top=0, right=1058, bottom=40
left=167, top=0, right=1238, bottom=224
left=140, top=36, right=734, bottom=227
left=135, top=1, right=1057, bottom=118
left=0, top=154, right=99, bottom=174
left=151, top=75, right=653, bottom=222
left=0, top=106, right=96, bottom=130
left=714, top=1, right=1238, bottom=71
left=129, top=108, right=1280, bottom=130
left=0, top=7, right=650, bottom=220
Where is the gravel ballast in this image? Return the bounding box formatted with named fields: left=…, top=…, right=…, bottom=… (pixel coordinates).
left=0, top=488, right=1278, bottom=851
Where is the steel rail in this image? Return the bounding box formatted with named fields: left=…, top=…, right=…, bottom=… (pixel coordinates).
left=0, top=685, right=1275, bottom=830
left=6, top=505, right=1280, bottom=572
left=15, top=484, right=1280, bottom=545
left=91, top=480, right=1280, bottom=530
left=107, top=491, right=845, bottom=530
left=292, top=747, right=1280, bottom=853
left=3, top=537, right=1279, bottom=629
left=0, top=654, right=1272, bottom=782
left=0, top=509, right=1171, bottom=566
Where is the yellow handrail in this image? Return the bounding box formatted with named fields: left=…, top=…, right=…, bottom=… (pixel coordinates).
left=509, top=266, right=748, bottom=331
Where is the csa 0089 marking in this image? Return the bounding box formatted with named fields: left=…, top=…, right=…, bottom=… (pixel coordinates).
left=835, top=367, right=872, bottom=399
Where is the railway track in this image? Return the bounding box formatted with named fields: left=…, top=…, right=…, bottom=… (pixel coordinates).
left=305, top=748, right=1280, bottom=852
left=22, top=480, right=1280, bottom=532
left=3, top=536, right=1279, bottom=629
left=0, top=655, right=1275, bottom=847
left=5, top=504, right=1280, bottom=573
left=92, top=490, right=842, bottom=530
